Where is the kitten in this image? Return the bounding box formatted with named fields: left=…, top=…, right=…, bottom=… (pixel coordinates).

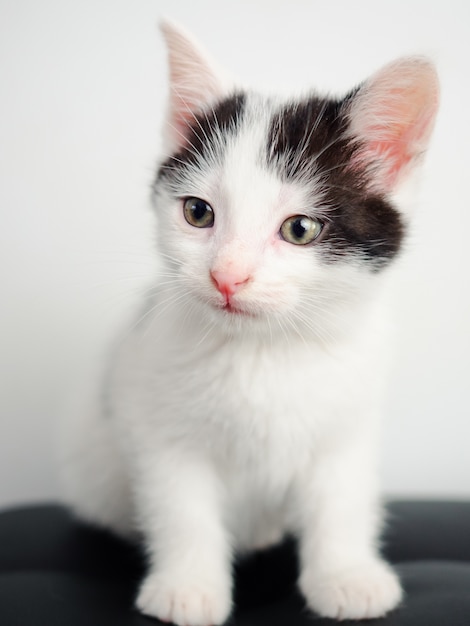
left=61, top=20, right=439, bottom=626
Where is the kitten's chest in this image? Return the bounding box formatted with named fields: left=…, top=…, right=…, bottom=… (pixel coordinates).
left=118, top=323, right=382, bottom=466
left=165, top=338, right=360, bottom=462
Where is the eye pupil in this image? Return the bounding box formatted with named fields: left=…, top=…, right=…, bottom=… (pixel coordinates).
left=292, top=218, right=308, bottom=239
left=280, top=215, right=323, bottom=245
left=183, top=197, right=214, bottom=228
left=192, top=200, right=207, bottom=220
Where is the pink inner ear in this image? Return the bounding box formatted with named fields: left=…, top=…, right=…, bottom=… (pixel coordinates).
left=169, top=88, right=201, bottom=147
left=160, top=20, right=227, bottom=152
left=368, top=111, right=432, bottom=189
left=365, top=110, right=434, bottom=188
left=349, top=58, right=439, bottom=191
left=168, top=71, right=221, bottom=149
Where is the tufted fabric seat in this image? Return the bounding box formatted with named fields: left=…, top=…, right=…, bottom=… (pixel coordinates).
left=0, top=501, right=469, bottom=625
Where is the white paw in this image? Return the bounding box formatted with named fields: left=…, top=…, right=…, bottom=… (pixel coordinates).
left=300, top=559, right=403, bottom=620
left=136, top=572, right=232, bottom=626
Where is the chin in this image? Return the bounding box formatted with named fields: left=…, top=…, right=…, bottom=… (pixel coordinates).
left=202, top=301, right=265, bottom=336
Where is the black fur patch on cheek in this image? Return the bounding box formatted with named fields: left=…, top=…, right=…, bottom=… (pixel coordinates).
left=266, top=95, right=405, bottom=268
left=156, top=93, right=246, bottom=186
left=321, top=195, right=405, bottom=267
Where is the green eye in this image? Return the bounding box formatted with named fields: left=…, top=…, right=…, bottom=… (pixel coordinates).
left=280, top=215, right=323, bottom=245
left=183, top=197, right=214, bottom=228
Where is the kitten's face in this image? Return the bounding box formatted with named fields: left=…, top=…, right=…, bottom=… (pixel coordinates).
left=152, top=23, right=438, bottom=341
left=154, top=94, right=391, bottom=341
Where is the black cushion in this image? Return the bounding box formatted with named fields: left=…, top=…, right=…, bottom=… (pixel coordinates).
left=0, top=501, right=470, bottom=625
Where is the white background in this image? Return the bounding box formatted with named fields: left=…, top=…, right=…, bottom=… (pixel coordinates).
left=1, top=0, right=469, bottom=508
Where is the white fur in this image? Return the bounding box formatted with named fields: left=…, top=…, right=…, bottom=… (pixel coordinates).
left=60, top=22, right=440, bottom=626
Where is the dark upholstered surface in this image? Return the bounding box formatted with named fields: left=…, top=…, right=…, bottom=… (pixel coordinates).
left=1, top=501, right=470, bottom=625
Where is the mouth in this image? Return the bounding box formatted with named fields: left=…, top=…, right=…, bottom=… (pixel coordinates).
left=217, top=302, right=257, bottom=318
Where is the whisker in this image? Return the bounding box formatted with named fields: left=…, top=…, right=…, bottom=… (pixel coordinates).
left=195, top=315, right=217, bottom=347
left=127, top=285, right=183, bottom=336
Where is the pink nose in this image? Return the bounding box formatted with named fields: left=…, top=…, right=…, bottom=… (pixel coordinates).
left=210, top=270, right=250, bottom=300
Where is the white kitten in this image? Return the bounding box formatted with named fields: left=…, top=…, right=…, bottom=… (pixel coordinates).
left=61, top=20, right=439, bottom=626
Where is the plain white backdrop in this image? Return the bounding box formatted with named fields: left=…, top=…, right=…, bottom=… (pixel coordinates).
left=1, top=0, right=469, bottom=508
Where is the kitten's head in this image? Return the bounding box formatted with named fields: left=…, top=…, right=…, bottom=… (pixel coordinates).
left=152, top=21, right=439, bottom=342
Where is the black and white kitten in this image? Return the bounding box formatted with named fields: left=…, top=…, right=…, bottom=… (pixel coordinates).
left=62, top=21, right=439, bottom=626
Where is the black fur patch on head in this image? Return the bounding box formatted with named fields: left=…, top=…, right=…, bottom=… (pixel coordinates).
left=156, top=93, right=246, bottom=187
left=267, top=95, right=404, bottom=268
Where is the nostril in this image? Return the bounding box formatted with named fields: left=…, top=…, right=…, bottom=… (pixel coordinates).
left=210, top=270, right=250, bottom=298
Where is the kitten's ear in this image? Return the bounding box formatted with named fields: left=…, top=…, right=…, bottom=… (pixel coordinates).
left=160, top=20, right=230, bottom=152
left=347, top=57, right=439, bottom=191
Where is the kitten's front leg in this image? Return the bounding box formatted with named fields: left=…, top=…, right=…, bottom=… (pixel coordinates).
left=134, top=451, right=232, bottom=626
left=297, top=432, right=402, bottom=620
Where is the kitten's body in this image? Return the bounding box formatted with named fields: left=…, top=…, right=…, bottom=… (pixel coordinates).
left=61, top=22, right=438, bottom=626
